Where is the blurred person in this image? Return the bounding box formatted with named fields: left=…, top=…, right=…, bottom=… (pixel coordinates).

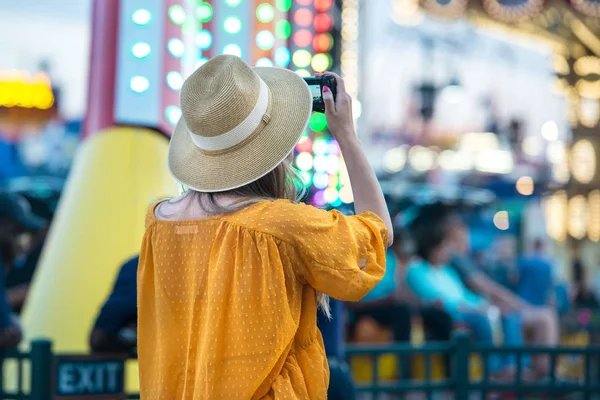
left=5, top=226, right=48, bottom=313
left=90, top=256, right=139, bottom=354
left=347, top=227, right=453, bottom=378
left=572, top=257, right=599, bottom=309
left=516, top=239, right=554, bottom=307
left=0, top=193, right=46, bottom=347
left=137, top=57, right=392, bottom=399
left=406, top=223, right=526, bottom=380
left=446, top=220, right=559, bottom=378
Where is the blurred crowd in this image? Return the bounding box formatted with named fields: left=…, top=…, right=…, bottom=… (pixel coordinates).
left=1, top=190, right=599, bottom=392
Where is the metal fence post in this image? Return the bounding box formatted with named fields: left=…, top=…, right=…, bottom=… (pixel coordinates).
left=30, top=339, right=53, bottom=400
left=453, top=331, right=470, bottom=399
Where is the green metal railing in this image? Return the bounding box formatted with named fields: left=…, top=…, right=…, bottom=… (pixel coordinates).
left=346, top=333, right=600, bottom=399
left=1, top=334, right=599, bottom=399
left=0, top=340, right=52, bottom=400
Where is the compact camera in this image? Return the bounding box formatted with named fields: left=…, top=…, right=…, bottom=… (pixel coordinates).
left=303, top=76, right=337, bottom=113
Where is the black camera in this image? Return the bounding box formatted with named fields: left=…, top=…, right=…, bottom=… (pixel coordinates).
left=304, top=76, right=337, bottom=113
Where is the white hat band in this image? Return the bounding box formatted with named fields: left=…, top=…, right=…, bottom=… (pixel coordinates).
left=188, top=78, right=269, bottom=151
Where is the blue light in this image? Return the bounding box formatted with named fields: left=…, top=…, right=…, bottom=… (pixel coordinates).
left=165, top=106, right=182, bottom=125
left=274, top=47, right=290, bottom=67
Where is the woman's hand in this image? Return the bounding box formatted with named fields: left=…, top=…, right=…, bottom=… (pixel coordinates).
left=319, top=72, right=356, bottom=144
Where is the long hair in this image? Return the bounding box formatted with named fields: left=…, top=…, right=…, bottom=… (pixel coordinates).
left=169, top=158, right=331, bottom=318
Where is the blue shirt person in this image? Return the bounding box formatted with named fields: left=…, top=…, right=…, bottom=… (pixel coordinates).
left=90, top=256, right=139, bottom=353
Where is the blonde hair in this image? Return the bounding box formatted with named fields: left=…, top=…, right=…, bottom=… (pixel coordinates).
left=177, top=159, right=331, bottom=318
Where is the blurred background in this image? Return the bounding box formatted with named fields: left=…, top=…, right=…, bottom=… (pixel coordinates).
left=1, top=0, right=600, bottom=397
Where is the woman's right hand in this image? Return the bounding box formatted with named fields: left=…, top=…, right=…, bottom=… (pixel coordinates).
left=320, top=72, right=356, bottom=143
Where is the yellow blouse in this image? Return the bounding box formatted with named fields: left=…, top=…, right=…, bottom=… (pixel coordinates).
left=138, top=199, right=387, bottom=399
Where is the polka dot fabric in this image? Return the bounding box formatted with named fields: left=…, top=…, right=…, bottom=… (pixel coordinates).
left=137, top=199, right=388, bottom=399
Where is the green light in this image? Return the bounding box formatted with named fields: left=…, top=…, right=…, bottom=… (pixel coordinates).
left=309, top=113, right=328, bottom=132
left=196, top=3, right=213, bottom=22
left=224, top=16, right=242, bottom=34
left=311, top=53, right=332, bottom=72
left=132, top=9, right=152, bottom=26
left=225, top=0, right=242, bottom=7
left=168, top=5, right=186, bottom=25
left=292, top=50, right=311, bottom=68
left=256, top=4, right=275, bottom=23
left=275, top=20, right=291, bottom=39
left=276, top=0, right=292, bottom=12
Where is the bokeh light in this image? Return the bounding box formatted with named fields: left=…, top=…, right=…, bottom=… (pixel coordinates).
left=196, top=3, right=213, bottom=22
left=292, top=50, right=312, bottom=68
left=223, top=44, right=242, bottom=57
left=294, top=9, right=313, bottom=27
left=225, top=0, right=242, bottom=6
left=297, top=0, right=314, bottom=5
left=132, top=42, right=151, bottom=59
left=256, top=3, right=275, bottom=23
left=274, top=47, right=291, bottom=67
left=326, top=155, right=340, bottom=174
left=314, top=173, right=329, bottom=189
left=276, top=20, right=291, bottom=39
left=296, top=152, right=314, bottom=171
left=224, top=16, right=242, bottom=34
left=166, top=71, right=183, bottom=90
left=296, top=136, right=313, bottom=153
left=132, top=9, right=152, bottom=26
left=313, top=33, right=333, bottom=52
left=314, top=155, right=327, bottom=172
left=255, top=58, right=274, bottom=67
left=313, top=138, right=329, bottom=154
left=324, top=187, right=339, bottom=204
left=314, top=0, right=334, bottom=11
left=168, top=5, right=186, bottom=25
left=516, top=176, right=535, bottom=196
left=165, top=105, right=182, bottom=125
left=493, top=211, right=510, bottom=231
left=130, top=76, right=149, bottom=93
left=167, top=38, right=185, bottom=58
left=196, top=30, right=212, bottom=50
left=276, top=0, right=293, bottom=12
left=295, top=69, right=311, bottom=77
left=314, top=190, right=327, bottom=206
left=309, top=113, right=328, bottom=132
left=256, top=31, right=275, bottom=50
left=294, top=30, right=313, bottom=48
left=314, top=13, right=332, bottom=32
left=311, top=53, right=331, bottom=72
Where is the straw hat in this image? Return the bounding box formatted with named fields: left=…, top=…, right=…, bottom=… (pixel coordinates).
left=168, top=55, right=312, bottom=192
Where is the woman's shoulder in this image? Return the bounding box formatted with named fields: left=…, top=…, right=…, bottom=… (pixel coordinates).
left=252, top=200, right=328, bottom=232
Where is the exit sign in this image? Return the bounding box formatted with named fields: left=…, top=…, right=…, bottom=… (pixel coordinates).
left=54, top=355, right=126, bottom=399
